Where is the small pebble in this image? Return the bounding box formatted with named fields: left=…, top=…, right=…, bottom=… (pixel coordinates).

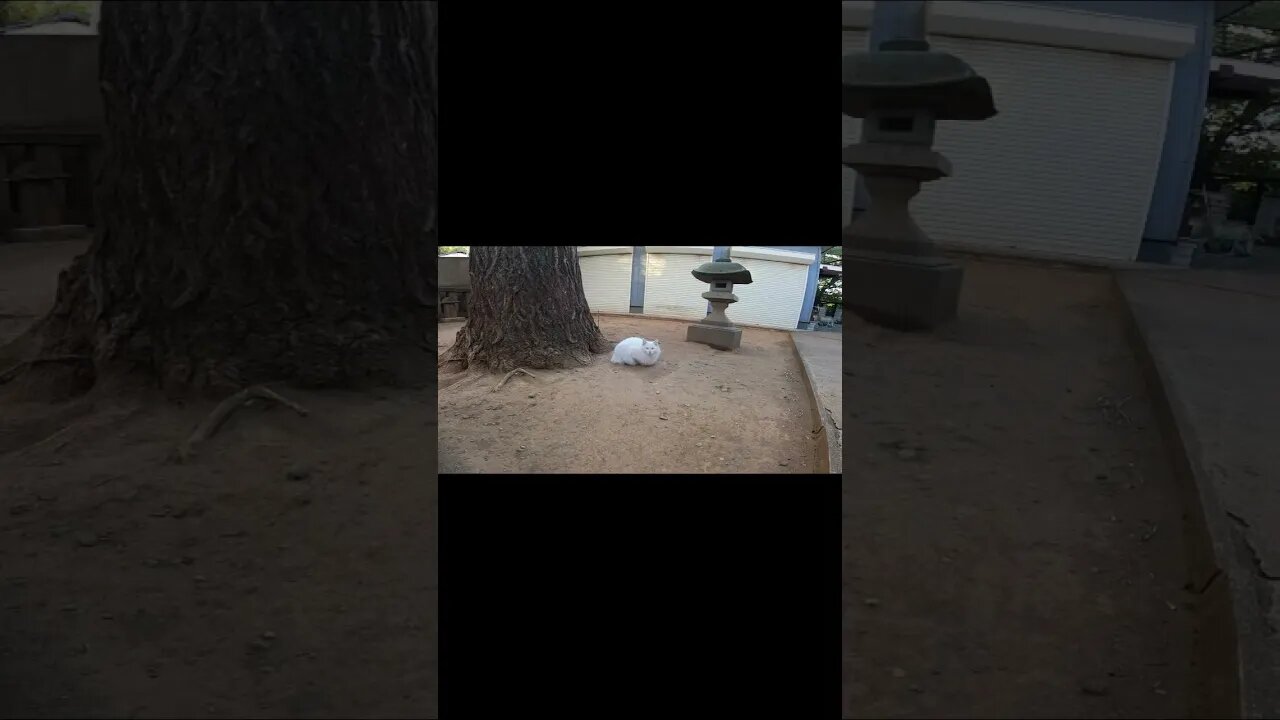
left=779, top=460, right=789, bottom=467
left=896, top=448, right=918, bottom=461
left=863, top=598, right=880, bottom=607
left=261, top=631, right=276, bottom=640
left=890, top=667, right=907, bottom=678
left=286, top=464, right=311, bottom=481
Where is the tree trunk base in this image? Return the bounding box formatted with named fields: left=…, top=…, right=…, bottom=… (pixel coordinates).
left=27, top=242, right=435, bottom=399
left=439, top=247, right=610, bottom=372
left=19, top=1, right=440, bottom=400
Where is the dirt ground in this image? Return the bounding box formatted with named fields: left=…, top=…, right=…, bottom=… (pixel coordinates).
left=843, top=257, right=1194, bottom=718
left=0, top=242, right=437, bottom=718
left=437, top=316, right=820, bottom=473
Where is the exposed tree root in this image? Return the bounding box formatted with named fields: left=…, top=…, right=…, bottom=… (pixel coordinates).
left=440, top=369, right=484, bottom=391
left=438, top=356, right=467, bottom=371
left=17, top=421, right=86, bottom=456
left=491, top=367, right=537, bottom=393
left=11, top=404, right=141, bottom=457
left=176, top=384, right=309, bottom=462
left=0, top=355, right=92, bottom=386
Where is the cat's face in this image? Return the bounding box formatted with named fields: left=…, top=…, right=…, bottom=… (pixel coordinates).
left=641, top=339, right=660, bottom=357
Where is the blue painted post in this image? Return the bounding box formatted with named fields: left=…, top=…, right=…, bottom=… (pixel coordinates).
left=853, top=2, right=930, bottom=218
left=873, top=0, right=928, bottom=48
left=799, top=247, right=822, bottom=329
left=708, top=246, right=730, bottom=315
left=629, top=246, right=646, bottom=313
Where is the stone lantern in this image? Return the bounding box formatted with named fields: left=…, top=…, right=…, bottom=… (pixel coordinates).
left=842, top=4, right=996, bottom=330
left=686, top=248, right=753, bottom=351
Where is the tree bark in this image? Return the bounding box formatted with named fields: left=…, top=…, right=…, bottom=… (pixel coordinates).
left=30, top=0, right=438, bottom=395
left=443, top=247, right=610, bottom=372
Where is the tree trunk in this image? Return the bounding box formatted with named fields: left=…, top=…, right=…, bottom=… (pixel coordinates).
left=443, top=247, right=610, bottom=372
left=30, top=0, right=438, bottom=395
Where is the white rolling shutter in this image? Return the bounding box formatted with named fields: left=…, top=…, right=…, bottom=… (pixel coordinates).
left=842, top=18, right=1176, bottom=262
left=910, top=34, right=1173, bottom=262
left=729, top=248, right=815, bottom=330
left=578, top=247, right=633, bottom=314
left=642, top=247, right=713, bottom=320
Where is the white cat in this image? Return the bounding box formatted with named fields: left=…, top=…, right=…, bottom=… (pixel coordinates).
left=610, top=336, right=662, bottom=366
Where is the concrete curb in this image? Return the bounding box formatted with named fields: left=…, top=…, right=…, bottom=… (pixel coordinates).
left=1114, top=272, right=1270, bottom=719
left=789, top=334, right=841, bottom=475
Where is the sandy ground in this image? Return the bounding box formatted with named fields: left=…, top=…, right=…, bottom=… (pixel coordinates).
left=437, top=316, right=820, bottom=473
left=843, top=257, right=1193, bottom=718
left=0, top=243, right=437, bottom=718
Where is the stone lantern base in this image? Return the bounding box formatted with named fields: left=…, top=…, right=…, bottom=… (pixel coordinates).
left=686, top=322, right=743, bottom=350
left=845, top=250, right=963, bottom=330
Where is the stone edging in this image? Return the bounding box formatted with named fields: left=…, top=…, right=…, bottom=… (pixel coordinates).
left=789, top=333, right=841, bottom=475
left=1113, top=272, right=1271, bottom=719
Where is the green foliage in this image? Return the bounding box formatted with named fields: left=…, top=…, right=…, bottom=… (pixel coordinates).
left=437, top=245, right=469, bottom=255
left=816, top=276, right=842, bottom=308
left=1202, top=3, right=1280, bottom=183
left=814, top=247, right=842, bottom=308
left=0, top=1, right=92, bottom=27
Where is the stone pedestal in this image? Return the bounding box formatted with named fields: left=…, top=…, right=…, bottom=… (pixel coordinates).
left=844, top=249, right=962, bottom=330
left=686, top=288, right=744, bottom=350
left=686, top=322, right=743, bottom=350
left=686, top=254, right=753, bottom=351
left=842, top=28, right=996, bottom=333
